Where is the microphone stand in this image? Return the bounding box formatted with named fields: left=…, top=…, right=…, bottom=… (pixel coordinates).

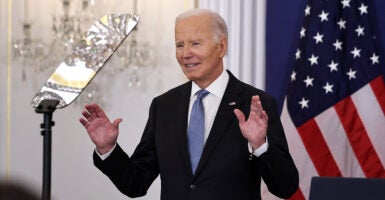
left=35, top=99, right=59, bottom=200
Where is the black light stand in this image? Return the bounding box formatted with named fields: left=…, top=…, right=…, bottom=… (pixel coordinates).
left=35, top=99, right=59, bottom=200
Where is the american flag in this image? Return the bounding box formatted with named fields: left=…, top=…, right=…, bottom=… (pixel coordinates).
left=281, top=0, right=385, bottom=199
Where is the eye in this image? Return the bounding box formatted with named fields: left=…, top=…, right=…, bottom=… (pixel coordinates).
left=176, top=43, right=184, bottom=49
left=192, top=42, right=200, bottom=46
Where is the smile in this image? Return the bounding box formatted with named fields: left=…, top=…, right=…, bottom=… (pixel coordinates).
left=186, top=63, right=199, bottom=67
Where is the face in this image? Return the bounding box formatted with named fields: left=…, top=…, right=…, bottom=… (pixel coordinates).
left=175, top=14, right=227, bottom=88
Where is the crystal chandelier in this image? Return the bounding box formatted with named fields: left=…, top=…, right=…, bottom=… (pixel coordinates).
left=45, top=0, right=94, bottom=70
left=112, top=28, right=155, bottom=87
left=107, top=0, right=155, bottom=88
left=12, top=23, right=45, bottom=68
left=12, top=1, right=46, bottom=81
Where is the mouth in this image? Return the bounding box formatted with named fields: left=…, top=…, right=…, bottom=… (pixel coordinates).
left=185, top=63, right=200, bottom=68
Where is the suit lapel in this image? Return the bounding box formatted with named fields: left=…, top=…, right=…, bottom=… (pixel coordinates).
left=173, top=82, right=195, bottom=176
left=193, top=72, right=244, bottom=177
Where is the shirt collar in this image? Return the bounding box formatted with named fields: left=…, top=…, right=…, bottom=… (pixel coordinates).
left=191, top=69, right=229, bottom=98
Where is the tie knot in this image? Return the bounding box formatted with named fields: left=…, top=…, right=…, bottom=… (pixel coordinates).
left=196, top=89, right=209, bottom=100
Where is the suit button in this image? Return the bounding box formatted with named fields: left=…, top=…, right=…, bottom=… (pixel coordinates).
left=190, top=184, right=196, bottom=190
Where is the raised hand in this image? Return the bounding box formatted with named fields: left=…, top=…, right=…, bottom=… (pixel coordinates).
left=79, top=103, right=122, bottom=154
left=233, top=95, right=268, bottom=150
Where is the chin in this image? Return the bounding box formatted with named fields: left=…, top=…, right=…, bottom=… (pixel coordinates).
left=183, top=69, right=199, bottom=80
left=185, top=74, right=198, bottom=82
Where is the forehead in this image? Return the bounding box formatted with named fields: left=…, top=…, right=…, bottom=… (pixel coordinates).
left=175, top=15, right=213, bottom=39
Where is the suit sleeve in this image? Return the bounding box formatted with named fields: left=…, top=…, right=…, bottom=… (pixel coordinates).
left=93, top=100, right=159, bottom=198
left=252, top=94, right=299, bottom=198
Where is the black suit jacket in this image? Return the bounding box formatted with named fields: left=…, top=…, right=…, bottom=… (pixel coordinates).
left=94, top=71, right=299, bottom=200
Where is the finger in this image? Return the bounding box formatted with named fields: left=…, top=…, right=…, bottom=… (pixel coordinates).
left=84, top=103, right=100, bottom=118
left=84, top=103, right=98, bottom=111
left=93, top=104, right=108, bottom=118
left=79, top=118, right=89, bottom=128
left=250, top=95, right=262, bottom=112
left=248, top=107, right=267, bottom=123
left=248, top=109, right=259, bottom=122
left=82, top=110, right=93, bottom=121
left=250, top=96, right=258, bottom=112
left=112, top=118, right=123, bottom=128
left=261, top=110, right=268, bottom=123
left=234, top=109, right=246, bottom=124
left=253, top=96, right=264, bottom=118
left=252, top=95, right=260, bottom=103
left=256, top=101, right=263, bottom=118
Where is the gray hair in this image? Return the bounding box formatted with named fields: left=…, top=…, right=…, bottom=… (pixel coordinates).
left=176, top=8, right=228, bottom=42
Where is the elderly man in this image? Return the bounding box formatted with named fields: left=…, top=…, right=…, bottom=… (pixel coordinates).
left=80, top=8, right=298, bottom=200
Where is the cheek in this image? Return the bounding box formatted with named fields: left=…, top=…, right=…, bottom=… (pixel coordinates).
left=175, top=52, right=182, bottom=63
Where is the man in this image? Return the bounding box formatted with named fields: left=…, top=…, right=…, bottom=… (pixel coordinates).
left=80, top=8, right=298, bottom=200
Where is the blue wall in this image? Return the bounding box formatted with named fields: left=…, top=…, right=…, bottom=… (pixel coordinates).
left=265, top=0, right=385, bottom=113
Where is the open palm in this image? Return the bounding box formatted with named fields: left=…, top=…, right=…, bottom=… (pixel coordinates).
left=234, top=95, right=268, bottom=149
left=79, top=103, right=122, bottom=154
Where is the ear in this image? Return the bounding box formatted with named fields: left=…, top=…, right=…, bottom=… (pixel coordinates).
left=218, top=37, right=228, bottom=58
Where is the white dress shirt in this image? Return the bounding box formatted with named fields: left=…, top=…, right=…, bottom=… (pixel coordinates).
left=188, top=69, right=228, bottom=143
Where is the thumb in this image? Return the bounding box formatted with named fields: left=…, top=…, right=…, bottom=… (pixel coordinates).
left=233, top=109, right=246, bottom=124
left=112, top=118, right=123, bottom=128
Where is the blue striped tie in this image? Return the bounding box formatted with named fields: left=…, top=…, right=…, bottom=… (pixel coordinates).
left=188, top=89, right=209, bottom=174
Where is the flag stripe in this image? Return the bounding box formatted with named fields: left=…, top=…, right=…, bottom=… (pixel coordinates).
left=315, top=107, right=365, bottom=177
left=335, top=96, right=385, bottom=177
left=282, top=99, right=318, bottom=199
left=287, top=188, right=305, bottom=200
left=297, top=119, right=342, bottom=177
left=352, top=76, right=385, bottom=168
left=370, top=76, right=385, bottom=115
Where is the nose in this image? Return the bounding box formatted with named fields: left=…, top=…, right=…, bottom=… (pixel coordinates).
left=182, top=45, right=193, bottom=59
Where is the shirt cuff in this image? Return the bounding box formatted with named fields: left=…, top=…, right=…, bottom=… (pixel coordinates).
left=95, top=143, right=117, bottom=160
left=248, top=138, right=269, bottom=157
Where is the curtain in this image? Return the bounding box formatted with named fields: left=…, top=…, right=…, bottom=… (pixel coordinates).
left=198, top=0, right=266, bottom=90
